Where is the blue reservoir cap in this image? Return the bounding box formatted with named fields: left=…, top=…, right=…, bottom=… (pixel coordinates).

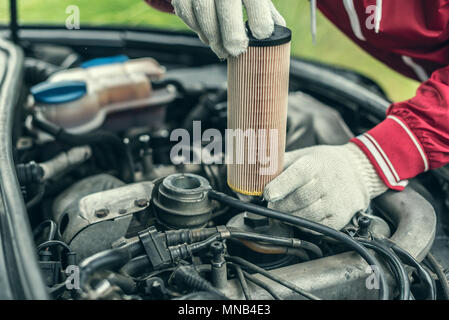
left=31, top=81, right=87, bottom=104
left=81, top=55, right=129, bottom=68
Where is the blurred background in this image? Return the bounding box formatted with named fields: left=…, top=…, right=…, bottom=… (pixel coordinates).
left=0, top=0, right=419, bottom=102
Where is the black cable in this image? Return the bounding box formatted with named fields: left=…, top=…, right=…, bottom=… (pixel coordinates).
left=33, top=219, right=57, bottom=242
left=390, top=244, right=436, bottom=300
left=226, top=255, right=321, bottom=300
left=229, top=263, right=252, bottom=300
left=209, top=190, right=389, bottom=300
left=202, top=164, right=218, bottom=190
left=36, top=240, right=71, bottom=253
left=425, top=253, right=449, bottom=300
left=241, top=270, right=281, bottom=300
left=423, top=264, right=438, bottom=300
left=359, top=239, right=410, bottom=300
left=230, top=230, right=296, bottom=247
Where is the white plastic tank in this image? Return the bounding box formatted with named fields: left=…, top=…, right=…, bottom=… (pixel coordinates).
left=31, top=56, right=176, bottom=134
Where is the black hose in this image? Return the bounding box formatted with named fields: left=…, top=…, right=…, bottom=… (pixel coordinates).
left=359, top=239, right=410, bottom=300
left=425, top=253, right=449, bottom=300
left=164, top=228, right=220, bottom=246
left=120, top=255, right=151, bottom=278
left=209, top=190, right=389, bottom=300
left=106, top=273, right=137, bottom=294
left=32, top=117, right=135, bottom=182
left=168, top=235, right=224, bottom=262
left=297, top=241, right=323, bottom=257
left=226, top=255, right=321, bottom=300
left=229, top=263, right=252, bottom=300
left=241, top=270, right=281, bottom=300
left=79, top=240, right=143, bottom=289
left=172, top=265, right=227, bottom=299
left=390, top=244, right=437, bottom=300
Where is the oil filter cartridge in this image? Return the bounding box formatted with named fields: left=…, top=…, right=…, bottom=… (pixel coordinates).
left=227, top=25, right=291, bottom=196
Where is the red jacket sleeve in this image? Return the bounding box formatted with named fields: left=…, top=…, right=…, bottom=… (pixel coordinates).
left=351, top=65, right=449, bottom=190
left=145, top=0, right=174, bottom=13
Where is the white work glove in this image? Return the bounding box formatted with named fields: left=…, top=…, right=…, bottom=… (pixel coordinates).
left=171, top=0, right=286, bottom=59
left=264, top=143, right=389, bottom=230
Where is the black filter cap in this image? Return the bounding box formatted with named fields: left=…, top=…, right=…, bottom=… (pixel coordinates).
left=246, top=23, right=292, bottom=47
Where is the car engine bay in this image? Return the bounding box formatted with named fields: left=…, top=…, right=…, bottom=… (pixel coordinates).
left=1, top=28, right=449, bottom=300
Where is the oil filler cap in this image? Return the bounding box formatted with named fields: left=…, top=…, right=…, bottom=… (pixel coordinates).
left=153, top=173, right=214, bottom=229
left=31, top=81, right=87, bottom=104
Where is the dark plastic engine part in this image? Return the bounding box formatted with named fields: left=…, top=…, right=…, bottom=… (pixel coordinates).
left=210, top=241, right=227, bottom=290
left=38, top=251, right=62, bottom=287
left=16, top=161, right=44, bottom=185
left=153, top=173, right=214, bottom=229
left=142, top=277, right=169, bottom=299
left=138, top=226, right=172, bottom=270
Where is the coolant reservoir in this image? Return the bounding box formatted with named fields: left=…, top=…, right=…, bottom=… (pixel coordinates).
left=227, top=25, right=291, bottom=196
left=31, top=57, right=175, bottom=134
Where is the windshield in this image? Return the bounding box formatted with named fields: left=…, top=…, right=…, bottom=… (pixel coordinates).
left=0, top=0, right=418, bottom=102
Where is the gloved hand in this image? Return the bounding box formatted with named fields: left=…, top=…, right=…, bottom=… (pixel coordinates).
left=263, top=143, right=389, bottom=230
left=171, top=0, right=286, bottom=59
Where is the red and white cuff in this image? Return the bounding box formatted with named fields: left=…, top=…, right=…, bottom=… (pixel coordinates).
left=350, top=115, right=429, bottom=191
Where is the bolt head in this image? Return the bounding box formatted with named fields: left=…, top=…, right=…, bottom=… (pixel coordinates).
left=211, top=241, right=224, bottom=252
left=134, top=198, right=148, bottom=208
left=95, top=208, right=109, bottom=218
left=358, top=216, right=371, bottom=229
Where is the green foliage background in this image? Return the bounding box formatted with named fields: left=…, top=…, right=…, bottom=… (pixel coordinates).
left=0, top=0, right=420, bottom=101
